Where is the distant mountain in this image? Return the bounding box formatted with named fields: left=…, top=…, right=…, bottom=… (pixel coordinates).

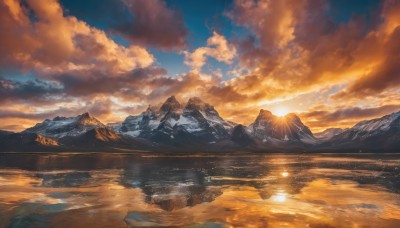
left=314, top=128, right=345, bottom=141
left=227, top=109, right=317, bottom=151
left=0, top=132, right=60, bottom=152
left=24, top=112, right=105, bottom=138
left=59, top=127, right=121, bottom=148
left=323, top=111, right=400, bottom=151
left=111, top=96, right=235, bottom=146
left=108, top=106, right=159, bottom=137
left=231, top=124, right=253, bottom=146
left=245, top=109, right=317, bottom=145
left=0, top=130, right=13, bottom=136
left=22, top=112, right=155, bottom=151
left=0, top=96, right=398, bottom=152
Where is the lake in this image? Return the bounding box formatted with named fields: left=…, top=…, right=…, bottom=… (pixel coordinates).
left=0, top=152, right=400, bottom=227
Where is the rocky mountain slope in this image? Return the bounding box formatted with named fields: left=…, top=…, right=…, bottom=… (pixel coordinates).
left=314, top=128, right=345, bottom=141
left=0, top=132, right=60, bottom=152
left=246, top=109, right=316, bottom=144
left=110, top=96, right=235, bottom=146
left=0, top=96, right=398, bottom=152
left=24, top=113, right=105, bottom=138
left=323, top=111, right=400, bottom=151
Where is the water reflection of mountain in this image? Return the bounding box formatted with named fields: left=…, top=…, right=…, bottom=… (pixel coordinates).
left=1, top=153, right=400, bottom=227
left=1, top=153, right=400, bottom=212
left=37, top=172, right=92, bottom=188
left=117, top=155, right=314, bottom=210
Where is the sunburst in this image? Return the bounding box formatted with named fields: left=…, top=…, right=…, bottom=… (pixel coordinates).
left=274, top=108, right=289, bottom=117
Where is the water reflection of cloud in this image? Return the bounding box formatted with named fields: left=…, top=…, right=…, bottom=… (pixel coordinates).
left=306, top=168, right=383, bottom=177
left=0, top=154, right=400, bottom=227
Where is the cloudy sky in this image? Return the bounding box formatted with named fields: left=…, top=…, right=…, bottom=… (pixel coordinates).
left=1, top=0, right=399, bottom=132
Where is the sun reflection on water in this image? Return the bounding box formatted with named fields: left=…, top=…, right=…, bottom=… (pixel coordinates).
left=272, top=192, right=287, bottom=203
left=281, top=171, right=289, bottom=177
left=0, top=154, right=400, bottom=227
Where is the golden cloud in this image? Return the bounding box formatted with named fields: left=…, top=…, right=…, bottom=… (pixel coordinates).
left=184, top=32, right=237, bottom=72
left=0, top=0, right=154, bottom=74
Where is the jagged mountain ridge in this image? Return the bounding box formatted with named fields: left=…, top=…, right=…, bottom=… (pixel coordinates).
left=246, top=109, right=316, bottom=145
left=231, top=124, right=257, bottom=146
left=59, top=128, right=121, bottom=147
left=110, top=96, right=235, bottom=144
left=24, top=112, right=105, bottom=138
left=0, top=132, right=60, bottom=152
left=323, top=111, right=400, bottom=151
left=110, top=96, right=315, bottom=147
left=0, top=96, right=399, bottom=152
left=314, top=128, right=345, bottom=141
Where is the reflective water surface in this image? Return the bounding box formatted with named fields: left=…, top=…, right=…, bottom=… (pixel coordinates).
left=0, top=152, right=400, bottom=227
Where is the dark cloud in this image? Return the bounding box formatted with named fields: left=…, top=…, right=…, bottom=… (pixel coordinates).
left=0, top=110, right=56, bottom=120
left=56, top=67, right=168, bottom=100
left=1, top=66, right=214, bottom=108
left=0, top=77, right=63, bottom=103
left=115, top=0, right=188, bottom=50
left=0, top=98, right=117, bottom=129
left=300, top=105, right=400, bottom=130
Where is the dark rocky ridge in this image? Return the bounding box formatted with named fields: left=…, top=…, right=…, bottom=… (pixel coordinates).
left=0, top=96, right=399, bottom=152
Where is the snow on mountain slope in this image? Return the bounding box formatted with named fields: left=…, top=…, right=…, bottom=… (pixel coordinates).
left=331, top=111, right=400, bottom=142
left=184, top=97, right=234, bottom=130
left=112, top=96, right=234, bottom=141
left=109, top=106, right=160, bottom=137
left=314, top=128, right=345, bottom=140
left=111, top=97, right=316, bottom=146
left=159, top=95, right=182, bottom=114
left=352, top=112, right=400, bottom=134
left=24, top=112, right=105, bottom=138
left=247, top=109, right=317, bottom=144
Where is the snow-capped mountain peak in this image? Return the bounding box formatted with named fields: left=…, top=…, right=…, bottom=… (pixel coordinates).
left=258, top=109, right=274, bottom=118
left=247, top=110, right=316, bottom=144
left=112, top=96, right=234, bottom=141
left=323, top=111, right=400, bottom=151
left=314, top=128, right=345, bottom=140
left=24, top=112, right=105, bottom=138
left=330, top=111, right=400, bottom=142
left=184, top=97, right=233, bottom=129
left=352, top=111, right=400, bottom=133
left=251, top=109, right=274, bottom=130
left=159, top=95, right=182, bottom=114
left=76, top=112, right=104, bottom=125
left=144, top=105, right=157, bottom=117
left=185, top=97, right=209, bottom=111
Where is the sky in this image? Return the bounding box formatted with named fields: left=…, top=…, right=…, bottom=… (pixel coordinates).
left=0, top=0, right=399, bottom=133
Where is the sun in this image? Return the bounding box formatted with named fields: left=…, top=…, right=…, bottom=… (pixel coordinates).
left=274, top=107, right=289, bottom=117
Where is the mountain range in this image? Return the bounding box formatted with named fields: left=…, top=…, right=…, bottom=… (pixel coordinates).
left=0, top=96, right=399, bottom=152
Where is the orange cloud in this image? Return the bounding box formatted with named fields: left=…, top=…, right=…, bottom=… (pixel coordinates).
left=1, top=0, right=400, bottom=133
left=226, top=0, right=400, bottom=104
left=332, top=0, right=400, bottom=100
left=184, top=32, right=237, bottom=72
left=0, top=0, right=154, bottom=74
